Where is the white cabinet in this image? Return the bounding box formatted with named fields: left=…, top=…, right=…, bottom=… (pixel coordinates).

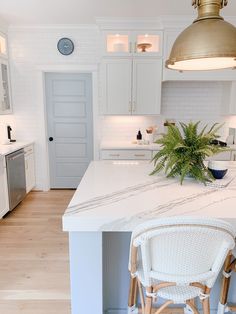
left=0, top=58, right=12, bottom=115
left=101, top=149, right=152, bottom=160
left=101, top=58, right=162, bottom=115
left=101, top=58, right=132, bottom=115
left=102, top=30, right=163, bottom=57
left=0, top=32, right=8, bottom=59
left=0, top=32, right=12, bottom=115
left=163, top=30, right=236, bottom=81
left=24, top=145, right=36, bottom=193
left=0, top=155, right=9, bottom=218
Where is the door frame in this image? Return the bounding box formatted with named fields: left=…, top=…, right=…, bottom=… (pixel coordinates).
left=36, top=64, right=100, bottom=191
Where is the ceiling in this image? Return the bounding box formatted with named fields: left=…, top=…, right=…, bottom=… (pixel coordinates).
left=0, top=0, right=236, bottom=25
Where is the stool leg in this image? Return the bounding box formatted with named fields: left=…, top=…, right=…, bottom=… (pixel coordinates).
left=145, top=287, right=153, bottom=314
left=128, top=276, right=138, bottom=314
left=218, top=253, right=234, bottom=314
left=202, top=298, right=210, bottom=314
left=186, top=299, right=199, bottom=314
left=202, top=287, right=210, bottom=314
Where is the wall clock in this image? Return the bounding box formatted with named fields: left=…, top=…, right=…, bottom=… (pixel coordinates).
left=57, top=38, right=74, bottom=55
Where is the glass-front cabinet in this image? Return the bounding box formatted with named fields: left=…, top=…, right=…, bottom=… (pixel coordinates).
left=0, top=59, right=12, bottom=114
left=103, top=30, right=163, bottom=56
left=0, top=32, right=7, bottom=58
left=0, top=32, right=12, bottom=115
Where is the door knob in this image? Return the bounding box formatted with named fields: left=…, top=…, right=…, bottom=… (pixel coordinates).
left=49, top=137, right=54, bottom=142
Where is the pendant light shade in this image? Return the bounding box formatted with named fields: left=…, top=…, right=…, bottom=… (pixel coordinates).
left=166, top=0, right=236, bottom=71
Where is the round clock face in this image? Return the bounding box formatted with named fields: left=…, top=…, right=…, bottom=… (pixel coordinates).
left=57, top=38, right=74, bottom=55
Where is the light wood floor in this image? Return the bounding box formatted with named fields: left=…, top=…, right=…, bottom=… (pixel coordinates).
left=0, top=190, right=74, bottom=314
left=0, top=190, right=184, bottom=314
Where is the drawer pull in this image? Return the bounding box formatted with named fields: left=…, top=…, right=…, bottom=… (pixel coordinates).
left=134, top=154, right=145, bottom=157
left=109, top=154, right=120, bottom=157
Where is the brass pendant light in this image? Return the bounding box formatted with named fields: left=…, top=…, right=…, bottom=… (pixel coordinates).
left=166, top=0, right=236, bottom=71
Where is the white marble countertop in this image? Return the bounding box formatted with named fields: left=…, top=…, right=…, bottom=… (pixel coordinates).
left=63, top=160, right=236, bottom=232
left=0, top=141, right=34, bottom=156
left=100, top=141, right=162, bottom=150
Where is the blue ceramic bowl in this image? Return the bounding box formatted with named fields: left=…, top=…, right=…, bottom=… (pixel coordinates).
left=208, top=168, right=228, bottom=179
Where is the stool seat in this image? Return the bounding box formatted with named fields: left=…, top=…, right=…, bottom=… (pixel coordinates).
left=157, top=285, right=202, bottom=304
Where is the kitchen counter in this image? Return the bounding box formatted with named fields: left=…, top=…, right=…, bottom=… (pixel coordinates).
left=0, top=141, right=34, bottom=156
left=63, top=160, right=236, bottom=232
left=63, top=160, right=236, bottom=314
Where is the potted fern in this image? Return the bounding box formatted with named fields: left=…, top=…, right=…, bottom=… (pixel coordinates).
left=151, top=121, right=228, bottom=184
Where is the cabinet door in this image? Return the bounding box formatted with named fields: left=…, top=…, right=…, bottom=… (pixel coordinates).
left=132, top=31, right=163, bottom=57
left=163, top=30, right=236, bottom=81
left=132, top=58, right=162, bottom=115
left=102, top=31, right=131, bottom=56
left=100, top=149, right=152, bottom=160
left=101, top=59, right=132, bottom=114
left=0, top=59, right=12, bottom=115
left=0, top=157, right=9, bottom=218
left=25, top=152, right=36, bottom=193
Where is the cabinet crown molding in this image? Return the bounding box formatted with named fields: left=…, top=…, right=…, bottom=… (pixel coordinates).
left=96, top=17, right=163, bottom=30
left=96, top=16, right=236, bottom=30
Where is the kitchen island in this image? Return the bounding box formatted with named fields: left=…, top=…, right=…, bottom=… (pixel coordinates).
left=63, top=160, right=236, bottom=314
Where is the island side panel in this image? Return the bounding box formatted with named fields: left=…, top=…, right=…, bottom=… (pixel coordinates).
left=68, top=232, right=103, bottom=314
left=103, top=232, right=132, bottom=313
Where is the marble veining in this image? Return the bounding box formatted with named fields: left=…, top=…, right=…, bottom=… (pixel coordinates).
left=65, top=176, right=176, bottom=216
left=63, top=161, right=236, bottom=232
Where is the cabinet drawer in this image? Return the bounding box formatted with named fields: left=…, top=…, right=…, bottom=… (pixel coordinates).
left=24, top=144, right=34, bottom=155
left=101, top=150, right=152, bottom=160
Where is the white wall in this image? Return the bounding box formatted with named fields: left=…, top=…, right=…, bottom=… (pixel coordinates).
left=1, top=26, right=101, bottom=190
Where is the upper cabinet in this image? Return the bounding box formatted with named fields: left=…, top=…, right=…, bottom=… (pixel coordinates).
left=103, top=30, right=163, bottom=57
left=0, top=58, right=12, bottom=114
left=0, top=31, right=12, bottom=115
left=0, top=32, right=8, bottom=59
left=0, top=58, right=12, bottom=115
left=163, top=30, right=236, bottom=81
left=100, top=57, right=162, bottom=115
left=99, top=25, right=163, bottom=115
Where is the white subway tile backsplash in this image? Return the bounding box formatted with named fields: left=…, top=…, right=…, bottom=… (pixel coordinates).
left=101, top=81, right=231, bottom=143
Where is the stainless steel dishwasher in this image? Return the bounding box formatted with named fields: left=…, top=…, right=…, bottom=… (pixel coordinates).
left=6, top=149, right=26, bottom=211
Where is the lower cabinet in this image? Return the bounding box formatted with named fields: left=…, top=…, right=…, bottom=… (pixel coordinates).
left=24, top=144, right=36, bottom=193
left=0, top=155, right=9, bottom=217
left=101, top=149, right=234, bottom=162
left=100, top=149, right=152, bottom=160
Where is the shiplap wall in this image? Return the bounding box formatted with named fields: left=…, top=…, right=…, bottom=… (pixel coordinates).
left=1, top=26, right=100, bottom=190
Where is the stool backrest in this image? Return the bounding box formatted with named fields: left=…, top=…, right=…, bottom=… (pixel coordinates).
left=131, top=217, right=235, bottom=287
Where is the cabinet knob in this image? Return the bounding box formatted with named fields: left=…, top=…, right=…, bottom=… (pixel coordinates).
left=49, top=137, right=54, bottom=142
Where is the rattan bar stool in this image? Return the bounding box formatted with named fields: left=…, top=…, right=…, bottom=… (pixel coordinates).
left=127, top=217, right=236, bottom=314
left=218, top=248, right=236, bottom=314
